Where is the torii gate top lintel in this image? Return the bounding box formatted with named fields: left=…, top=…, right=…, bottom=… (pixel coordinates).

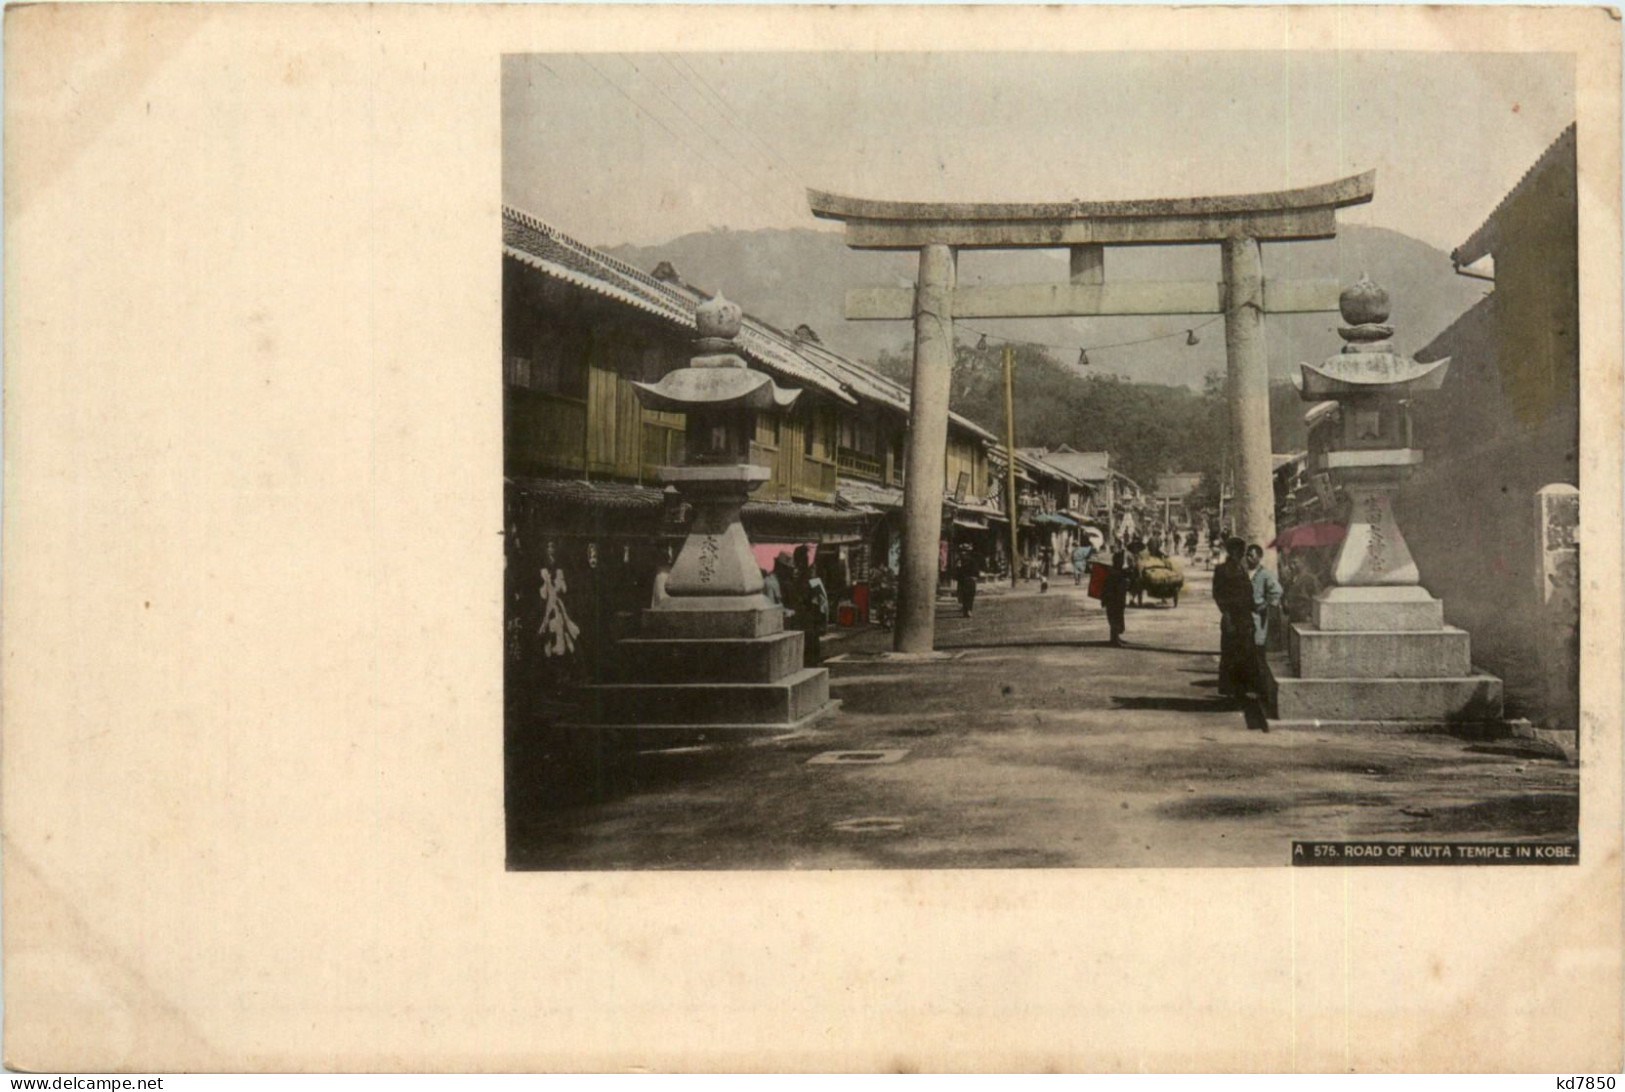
left=824, top=168, right=1376, bottom=654
left=807, top=171, right=1375, bottom=250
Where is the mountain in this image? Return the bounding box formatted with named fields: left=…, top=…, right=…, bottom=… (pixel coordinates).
left=604, top=224, right=1487, bottom=390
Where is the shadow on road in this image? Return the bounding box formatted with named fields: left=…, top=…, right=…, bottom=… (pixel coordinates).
left=1241, top=702, right=1271, bottom=733
left=1110, top=695, right=1243, bottom=713
left=939, top=638, right=1215, bottom=656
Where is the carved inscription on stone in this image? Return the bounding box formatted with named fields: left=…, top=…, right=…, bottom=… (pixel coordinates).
left=1364, top=491, right=1387, bottom=571
left=697, top=534, right=721, bottom=583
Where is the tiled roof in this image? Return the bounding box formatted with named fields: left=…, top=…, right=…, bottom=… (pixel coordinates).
left=783, top=332, right=999, bottom=444
left=507, top=477, right=667, bottom=511
left=504, top=209, right=696, bottom=329
left=743, top=499, right=877, bottom=524
left=504, top=206, right=1024, bottom=440
left=1153, top=472, right=1204, bottom=498
left=837, top=480, right=905, bottom=510
left=504, top=207, right=854, bottom=404
left=1031, top=449, right=1112, bottom=482
left=1454, top=123, right=1576, bottom=268
left=1016, top=450, right=1084, bottom=487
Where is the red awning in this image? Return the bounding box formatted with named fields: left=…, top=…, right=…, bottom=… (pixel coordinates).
left=1269, top=522, right=1347, bottom=550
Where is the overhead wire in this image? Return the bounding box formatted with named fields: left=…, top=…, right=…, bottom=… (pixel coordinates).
left=573, top=55, right=797, bottom=230
left=662, top=54, right=807, bottom=188
left=651, top=54, right=814, bottom=225
left=544, top=54, right=1230, bottom=366
left=957, top=313, right=1226, bottom=362
left=621, top=55, right=805, bottom=222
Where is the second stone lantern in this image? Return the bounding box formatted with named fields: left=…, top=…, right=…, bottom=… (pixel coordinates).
left=1270, top=277, right=1505, bottom=727
left=582, top=292, right=835, bottom=738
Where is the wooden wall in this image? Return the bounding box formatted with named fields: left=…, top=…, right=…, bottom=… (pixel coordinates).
left=750, top=405, right=838, bottom=504
left=945, top=435, right=988, bottom=500
left=503, top=265, right=687, bottom=482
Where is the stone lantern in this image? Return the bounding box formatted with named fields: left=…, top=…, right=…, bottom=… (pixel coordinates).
left=583, top=293, right=835, bottom=736
left=632, top=293, right=799, bottom=611
left=1270, top=277, right=1505, bottom=726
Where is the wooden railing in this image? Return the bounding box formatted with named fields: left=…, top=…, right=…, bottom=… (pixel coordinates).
left=837, top=447, right=884, bottom=481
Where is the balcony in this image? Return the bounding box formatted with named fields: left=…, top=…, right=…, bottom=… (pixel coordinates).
left=837, top=447, right=884, bottom=481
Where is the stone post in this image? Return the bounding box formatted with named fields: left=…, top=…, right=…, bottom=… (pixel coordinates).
left=1222, top=235, right=1277, bottom=566
left=896, top=243, right=955, bottom=654
left=1535, top=483, right=1580, bottom=731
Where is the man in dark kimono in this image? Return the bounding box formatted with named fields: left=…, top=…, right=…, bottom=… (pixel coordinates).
left=954, top=543, right=981, bottom=618
left=1212, top=536, right=1254, bottom=697
left=1101, top=538, right=1133, bottom=647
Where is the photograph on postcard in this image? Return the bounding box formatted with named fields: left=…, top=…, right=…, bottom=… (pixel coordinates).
left=499, top=50, right=1583, bottom=871
left=2, top=2, right=1621, bottom=1073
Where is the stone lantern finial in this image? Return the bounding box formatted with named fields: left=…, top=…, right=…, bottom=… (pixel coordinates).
left=695, top=291, right=743, bottom=341
left=690, top=293, right=749, bottom=371
left=1337, top=274, right=1394, bottom=354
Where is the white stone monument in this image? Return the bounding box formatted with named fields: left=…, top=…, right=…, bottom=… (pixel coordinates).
left=1535, top=483, right=1580, bottom=732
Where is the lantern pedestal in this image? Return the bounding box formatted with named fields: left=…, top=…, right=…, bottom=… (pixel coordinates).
left=1269, top=507, right=1506, bottom=726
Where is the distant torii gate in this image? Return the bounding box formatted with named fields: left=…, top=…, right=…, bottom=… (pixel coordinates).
left=809, top=172, right=1375, bottom=654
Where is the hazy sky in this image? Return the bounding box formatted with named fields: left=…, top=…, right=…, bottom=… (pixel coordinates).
left=503, top=50, right=1574, bottom=252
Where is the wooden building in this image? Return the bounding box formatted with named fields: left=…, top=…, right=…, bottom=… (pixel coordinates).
left=1395, top=124, right=1579, bottom=725
left=502, top=207, right=1020, bottom=709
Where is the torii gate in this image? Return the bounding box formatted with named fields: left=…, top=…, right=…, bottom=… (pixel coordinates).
left=809, top=172, right=1375, bottom=654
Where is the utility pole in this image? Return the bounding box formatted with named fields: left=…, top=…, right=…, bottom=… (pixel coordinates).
left=1002, top=344, right=1020, bottom=587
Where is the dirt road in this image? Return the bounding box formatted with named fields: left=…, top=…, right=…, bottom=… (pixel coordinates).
left=510, top=575, right=1578, bottom=869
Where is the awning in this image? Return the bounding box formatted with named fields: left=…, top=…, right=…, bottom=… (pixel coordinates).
left=836, top=481, right=905, bottom=511
left=1269, top=521, right=1347, bottom=550
left=1032, top=512, right=1079, bottom=528
left=507, top=476, right=666, bottom=512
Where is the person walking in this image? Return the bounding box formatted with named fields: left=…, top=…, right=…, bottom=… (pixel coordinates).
left=788, top=546, right=828, bottom=667
left=762, top=551, right=791, bottom=608
left=1212, top=536, right=1254, bottom=698
left=954, top=543, right=981, bottom=618
left=1244, top=543, right=1285, bottom=691
left=1071, top=537, right=1095, bottom=586
left=1125, top=538, right=1146, bottom=607
left=1101, top=538, right=1132, bottom=646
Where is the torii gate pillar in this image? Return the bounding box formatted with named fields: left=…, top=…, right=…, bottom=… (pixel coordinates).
left=897, top=243, right=956, bottom=652
left=1222, top=235, right=1277, bottom=563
